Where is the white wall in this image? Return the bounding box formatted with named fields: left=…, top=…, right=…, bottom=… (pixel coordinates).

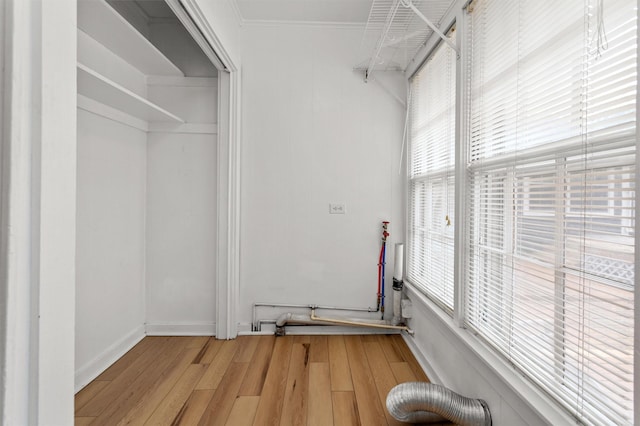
left=145, top=79, right=218, bottom=335
left=238, top=18, right=567, bottom=426
left=239, top=24, right=406, bottom=329
left=146, top=133, right=217, bottom=334
left=75, top=109, right=146, bottom=389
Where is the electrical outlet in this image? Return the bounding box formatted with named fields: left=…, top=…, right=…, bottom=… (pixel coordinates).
left=329, top=203, right=346, bottom=214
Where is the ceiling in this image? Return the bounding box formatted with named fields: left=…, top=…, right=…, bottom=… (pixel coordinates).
left=234, top=0, right=457, bottom=75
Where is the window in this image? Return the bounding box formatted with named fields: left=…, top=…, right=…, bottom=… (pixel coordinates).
left=407, top=29, right=457, bottom=310
left=465, top=0, right=636, bottom=424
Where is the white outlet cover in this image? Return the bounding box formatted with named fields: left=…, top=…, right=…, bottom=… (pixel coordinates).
left=329, top=203, right=346, bottom=214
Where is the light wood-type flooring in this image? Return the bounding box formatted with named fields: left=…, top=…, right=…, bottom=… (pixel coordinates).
left=75, top=334, right=453, bottom=425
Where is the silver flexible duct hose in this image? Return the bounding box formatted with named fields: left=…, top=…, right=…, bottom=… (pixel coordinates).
left=386, top=382, right=491, bottom=425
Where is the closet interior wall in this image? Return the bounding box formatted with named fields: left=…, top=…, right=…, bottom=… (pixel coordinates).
left=74, top=0, right=217, bottom=391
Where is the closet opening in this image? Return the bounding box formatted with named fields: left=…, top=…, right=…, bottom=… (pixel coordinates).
left=75, top=0, right=231, bottom=392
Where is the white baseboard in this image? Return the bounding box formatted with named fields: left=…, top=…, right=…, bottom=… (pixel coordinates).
left=402, top=332, right=442, bottom=384
left=74, top=324, right=145, bottom=393
left=237, top=322, right=253, bottom=334
left=145, top=321, right=216, bottom=336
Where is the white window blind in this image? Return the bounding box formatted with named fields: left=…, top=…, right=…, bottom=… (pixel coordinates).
left=408, top=30, right=457, bottom=310
left=465, top=0, right=636, bottom=424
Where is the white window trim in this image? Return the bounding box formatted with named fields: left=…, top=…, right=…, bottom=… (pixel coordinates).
left=178, top=0, right=242, bottom=340
left=403, top=0, right=639, bottom=424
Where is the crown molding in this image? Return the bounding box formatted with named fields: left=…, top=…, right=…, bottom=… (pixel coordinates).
left=211, top=0, right=376, bottom=30
left=241, top=19, right=366, bottom=29
left=229, top=0, right=369, bottom=29
left=229, top=0, right=245, bottom=26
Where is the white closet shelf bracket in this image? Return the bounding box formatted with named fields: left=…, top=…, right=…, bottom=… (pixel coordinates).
left=364, top=0, right=403, bottom=82
left=401, top=0, right=458, bottom=54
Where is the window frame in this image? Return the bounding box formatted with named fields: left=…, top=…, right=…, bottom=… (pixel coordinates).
left=402, top=0, right=637, bottom=424
left=407, top=25, right=459, bottom=313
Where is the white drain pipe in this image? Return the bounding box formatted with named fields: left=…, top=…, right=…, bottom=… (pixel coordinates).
left=253, top=302, right=378, bottom=332
left=273, top=310, right=414, bottom=336
left=392, top=243, right=404, bottom=326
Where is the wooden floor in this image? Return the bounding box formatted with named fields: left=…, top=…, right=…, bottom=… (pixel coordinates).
left=75, top=334, right=449, bottom=426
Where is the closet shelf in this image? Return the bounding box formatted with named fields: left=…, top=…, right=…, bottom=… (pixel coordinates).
left=77, top=63, right=184, bottom=123
left=78, top=0, right=183, bottom=77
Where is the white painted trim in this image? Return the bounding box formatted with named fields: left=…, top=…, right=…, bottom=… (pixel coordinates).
left=146, top=75, right=218, bottom=87
left=228, top=0, right=244, bottom=26
left=241, top=19, right=366, bottom=29
left=216, top=71, right=233, bottom=339
left=2, top=1, right=77, bottom=424
left=0, top=1, right=9, bottom=422
left=452, top=6, right=466, bottom=328
left=209, top=63, right=241, bottom=341
left=229, top=0, right=368, bottom=30
left=178, top=0, right=241, bottom=340
left=238, top=330, right=275, bottom=336
left=227, top=70, right=241, bottom=340
left=178, top=0, right=237, bottom=72
left=74, top=325, right=145, bottom=393
left=237, top=322, right=253, bottom=334
left=401, top=331, right=442, bottom=384
left=1, top=3, right=34, bottom=423
left=634, top=2, right=639, bottom=423
left=148, top=122, right=218, bottom=134
left=171, top=0, right=231, bottom=71
left=77, top=95, right=149, bottom=132
left=145, top=322, right=216, bottom=336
